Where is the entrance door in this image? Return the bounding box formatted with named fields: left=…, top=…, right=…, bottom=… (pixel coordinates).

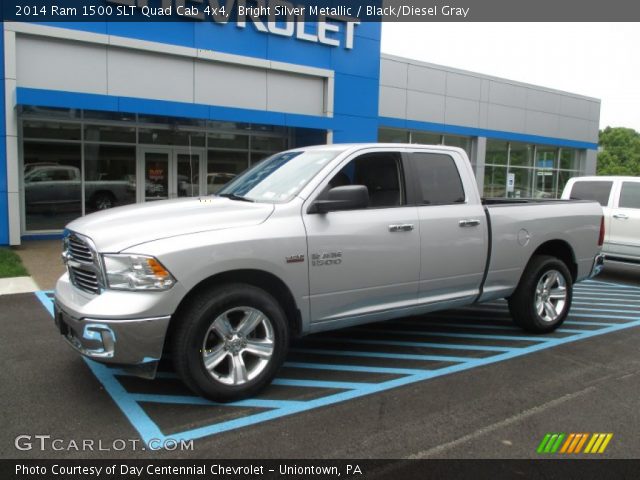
left=139, top=147, right=204, bottom=202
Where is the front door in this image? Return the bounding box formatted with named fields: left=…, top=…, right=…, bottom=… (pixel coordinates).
left=303, top=151, right=421, bottom=324
left=139, top=147, right=204, bottom=202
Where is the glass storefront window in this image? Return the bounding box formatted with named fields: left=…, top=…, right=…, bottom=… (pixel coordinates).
left=252, top=135, right=287, bottom=152
left=558, top=170, right=580, bottom=196
left=443, top=135, right=472, bottom=156
left=560, top=148, right=579, bottom=170
left=484, top=165, right=507, bottom=197
left=509, top=142, right=534, bottom=167
left=207, top=132, right=249, bottom=150
left=21, top=106, right=80, bottom=119
left=23, top=142, right=82, bottom=231
left=509, top=167, right=534, bottom=198
left=486, top=140, right=509, bottom=165
left=378, top=128, right=409, bottom=143
left=411, top=131, right=442, bottom=145
left=84, top=110, right=135, bottom=122
left=84, top=145, right=137, bottom=214
left=84, top=124, right=136, bottom=144
left=138, top=128, right=205, bottom=147
left=23, top=121, right=81, bottom=141
left=207, top=150, right=249, bottom=194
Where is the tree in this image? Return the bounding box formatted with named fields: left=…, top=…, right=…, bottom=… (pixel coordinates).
left=597, top=127, right=640, bottom=176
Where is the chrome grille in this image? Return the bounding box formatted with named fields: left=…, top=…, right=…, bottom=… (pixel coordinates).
left=68, top=235, right=93, bottom=263
left=64, top=233, right=103, bottom=295
left=69, top=266, right=100, bottom=294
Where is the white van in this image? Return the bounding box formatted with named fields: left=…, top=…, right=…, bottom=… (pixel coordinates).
left=562, top=176, right=640, bottom=264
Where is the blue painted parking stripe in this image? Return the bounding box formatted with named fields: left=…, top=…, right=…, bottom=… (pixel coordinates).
left=572, top=306, right=640, bottom=314
left=84, top=360, right=166, bottom=445
left=273, top=378, right=371, bottom=389
left=290, top=347, right=471, bottom=363
left=312, top=336, right=513, bottom=352
left=383, top=320, right=587, bottom=334
left=564, top=320, right=619, bottom=326
left=582, top=279, right=637, bottom=289
left=33, top=287, right=640, bottom=446
left=171, top=316, right=640, bottom=443
left=356, top=328, right=556, bottom=343
left=35, top=290, right=54, bottom=316
left=573, top=291, right=640, bottom=299
left=572, top=301, right=640, bottom=309
left=570, top=313, right=639, bottom=321
left=283, top=361, right=422, bottom=375
left=130, top=394, right=305, bottom=410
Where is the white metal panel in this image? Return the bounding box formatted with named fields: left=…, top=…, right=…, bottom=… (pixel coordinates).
left=445, top=96, right=480, bottom=128
left=379, top=58, right=408, bottom=88
left=267, top=70, right=325, bottom=116
left=16, top=34, right=107, bottom=94
left=378, top=86, right=406, bottom=119
left=446, top=72, right=482, bottom=101
left=407, top=64, right=446, bottom=94
left=406, top=90, right=445, bottom=123
left=194, top=61, right=267, bottom=111
left=107, top=47, right=193, bottom=103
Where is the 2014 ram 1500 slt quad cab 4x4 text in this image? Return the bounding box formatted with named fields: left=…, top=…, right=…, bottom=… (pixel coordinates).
left=54, top=144, right=605, bottom=401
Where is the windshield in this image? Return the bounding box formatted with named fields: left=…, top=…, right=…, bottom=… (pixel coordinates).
left=217, top=150, right=340, bottom=203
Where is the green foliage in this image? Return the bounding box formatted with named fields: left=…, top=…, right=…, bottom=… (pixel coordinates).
left=0, top=248, right=29, bottom=278
left=597, top=127, right=640, bottom=176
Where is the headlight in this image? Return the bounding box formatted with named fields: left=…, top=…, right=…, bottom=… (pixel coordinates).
left=102, top=254, right=176, bottom=291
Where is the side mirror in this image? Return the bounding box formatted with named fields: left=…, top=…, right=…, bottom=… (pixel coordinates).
left=310, top=185, right=369, bottom=213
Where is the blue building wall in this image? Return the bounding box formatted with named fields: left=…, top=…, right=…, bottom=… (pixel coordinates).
left=23, top=20, right=382, bottom=142
left=0, top=23, right=8, bottom=245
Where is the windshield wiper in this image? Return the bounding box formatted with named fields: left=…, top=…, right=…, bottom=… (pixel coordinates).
left=217, top=193, right=255, bottom=203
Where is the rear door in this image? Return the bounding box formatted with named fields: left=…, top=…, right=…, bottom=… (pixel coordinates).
left=407, top=151, right=488, bottom=304
left=609, top=180, right=640, bottom=260
left=303, top=150, right=420, bottom=323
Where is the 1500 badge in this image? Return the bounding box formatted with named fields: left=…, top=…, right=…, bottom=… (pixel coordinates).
left=312, top=252, right=342, bottom=266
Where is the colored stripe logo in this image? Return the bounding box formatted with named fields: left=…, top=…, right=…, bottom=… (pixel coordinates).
left=537, top=433, right=613, bottom=454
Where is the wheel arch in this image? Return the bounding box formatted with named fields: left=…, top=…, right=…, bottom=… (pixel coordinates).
left=164, top=269, right=302, bottom=354
left=529, top=239, right=577, bottom=282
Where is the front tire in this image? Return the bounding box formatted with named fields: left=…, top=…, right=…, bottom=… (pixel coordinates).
left=172, top=283, right=289, bottom=402
left=508, top=255, right=573, bottom=333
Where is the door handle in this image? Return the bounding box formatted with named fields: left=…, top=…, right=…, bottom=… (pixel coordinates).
left=613, top=213, right=628, bottom=220
left=389, top=224, right=415, bottom=232
left=459, top=219, right=481, bottom=227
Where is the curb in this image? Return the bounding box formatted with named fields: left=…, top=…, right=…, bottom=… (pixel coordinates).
left=0, top=276, right=40, bottom=295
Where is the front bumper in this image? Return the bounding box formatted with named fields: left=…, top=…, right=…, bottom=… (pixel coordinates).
left=589, top=253, right=605, bottom=278
left=53, top=273, right=184, bottom=367
left=54, top=302, right=170, bottom=365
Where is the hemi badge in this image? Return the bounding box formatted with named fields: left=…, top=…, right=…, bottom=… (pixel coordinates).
left=286, top=254, right=305, bottom=264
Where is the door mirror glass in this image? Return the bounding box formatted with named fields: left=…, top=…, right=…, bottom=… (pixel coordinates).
left=312, top=185, right=369, bottom=213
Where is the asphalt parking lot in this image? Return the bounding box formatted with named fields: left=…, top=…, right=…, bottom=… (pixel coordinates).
left=2, top=263, right=640, bottom=459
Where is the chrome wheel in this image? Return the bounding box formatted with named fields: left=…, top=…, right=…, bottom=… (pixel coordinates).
left=201, top=307, right=275, bottom=386
left=534, top=269, right=567, bottom=323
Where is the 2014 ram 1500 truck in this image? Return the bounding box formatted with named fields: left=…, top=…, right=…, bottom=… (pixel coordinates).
left=54, top=144, right=605, bottom=401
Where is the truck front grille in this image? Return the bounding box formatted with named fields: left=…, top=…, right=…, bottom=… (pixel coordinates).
left=68, top=234, right=93, bottom=263
left=69, top=266, right=100, bottom=294
left=64, top=233, right=104, bottom=295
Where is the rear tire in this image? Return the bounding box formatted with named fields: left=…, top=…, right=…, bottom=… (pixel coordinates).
left=508, top=255, right=573, bottom=333
left=172, top=283, right=289, bottom=402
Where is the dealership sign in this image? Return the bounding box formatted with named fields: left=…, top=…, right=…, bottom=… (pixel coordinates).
left=108, top=0, right=359, bottom=49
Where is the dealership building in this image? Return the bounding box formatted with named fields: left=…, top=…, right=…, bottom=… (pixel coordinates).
left=0, top=17, right=600, bottom=244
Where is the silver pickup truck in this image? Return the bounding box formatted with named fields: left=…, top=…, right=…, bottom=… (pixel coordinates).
left=54, top=144, right=605, bottom=401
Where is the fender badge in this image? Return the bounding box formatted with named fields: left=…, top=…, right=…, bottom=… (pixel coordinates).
left=286, top=254, right=305, bottom=264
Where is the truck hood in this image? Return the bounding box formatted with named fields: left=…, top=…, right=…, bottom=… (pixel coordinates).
left=66, top=197, right=274, bottom=252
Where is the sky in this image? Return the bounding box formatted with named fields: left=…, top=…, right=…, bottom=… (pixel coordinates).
left=380, top=23, right=640, bottom=132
